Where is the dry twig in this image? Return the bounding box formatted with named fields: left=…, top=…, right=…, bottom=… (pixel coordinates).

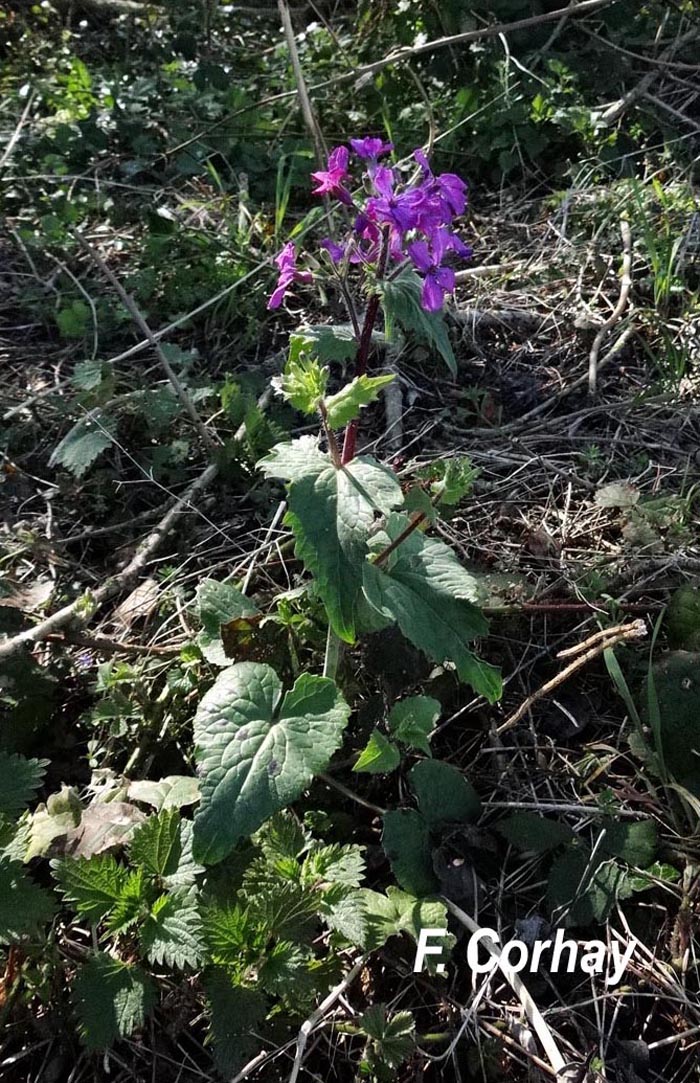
left=588, top=219, right=633, bottom=395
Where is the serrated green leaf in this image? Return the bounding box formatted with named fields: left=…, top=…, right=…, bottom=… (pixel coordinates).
left=325, top=373, right=395, bottom=429
left=388, top=696, right=440, bottom=755
left=72, top=954, right=156, bottom=1051
left=265, top=451, right=403, bottom=642
left=409, top=760, right=481, bottom=825
left=258, top=940, right=311, bottom=996
left=381, top=810, right=437, bottom=897
left=353, top=730, right=400, bottom=774
left=383, top=268, right=456, bottom=374
left=204, top=969, right=266, bottom=1077
left=49, top=412, right=115, bottom=477
left=292, top=323, right=360, bottom=364
left=0, top=752, right=48, bottom=817
left=195, top=579, right=260, bottom=666
left=246, top=880, right=319, bottom=942
left=495, top=813, right=575, bottom=853
left=0, top=858, right=54, bottom=943
left=363, top=515, right=501, bottom=700
left=203, top=903, right=266, bottom=968
left=256, top=812, right=309, bottom=862
left=302, top=843, right=365, bottom=888
left=129, top=809, right=182, bottom=877
left=419, top=457, right=478, bottom=506
left=140, top=892, right=204, bottom=969
left=104, top=868, right=147, bottom=935
left=52, top=854, right=129, bottom=922
left=257, top=435, right=328, bottom=481
left=193, top=663, right=351, bottom=864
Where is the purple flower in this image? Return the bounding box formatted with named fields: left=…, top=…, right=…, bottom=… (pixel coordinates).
left=320, top=237, right=346, bottom=263
left=366, top=166, right=425, bottom=233
left=311, top=146, right=353, bottom=205
left=413, top=147, right=468, bottom=219
left=408, top=239, right=457, bottom=312
left=267, top=242, right=312, bottom=310
left=350, top=136, right=394, bottom=161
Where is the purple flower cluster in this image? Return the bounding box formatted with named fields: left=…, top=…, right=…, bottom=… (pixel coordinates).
left=268, top=138, right=471, bottom=312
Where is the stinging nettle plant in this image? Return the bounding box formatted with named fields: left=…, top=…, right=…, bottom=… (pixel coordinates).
left=191, top=135, right=502, bottom=867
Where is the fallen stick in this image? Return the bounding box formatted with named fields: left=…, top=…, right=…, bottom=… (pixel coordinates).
left=588, top=219, right=633, bottom=395
left=443, top=899, right=571, bottom=1077
left=287, top=956, right=366, bottom=1083
left=497, top=619, right=647, bottom=733
left=0, top=462, right=218, bottom=663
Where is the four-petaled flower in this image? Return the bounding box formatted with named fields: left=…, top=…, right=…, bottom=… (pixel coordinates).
left=267, top=242, right=313, bottom=310
left=311, top=146, right=353, bottom=205
left=408, top=235, right=457, bottom=312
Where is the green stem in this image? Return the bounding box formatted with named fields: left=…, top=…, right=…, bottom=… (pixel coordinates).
left=323, top=624, right=341, bottom=680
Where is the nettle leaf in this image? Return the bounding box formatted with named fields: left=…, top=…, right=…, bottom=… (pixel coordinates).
left=388, top=696, right=441, bottom=755
left=0, top=858, right=54, bottom=943
left=129, top=809, right=182, bottom=878
left=301, top=843, right=365, bottom=888
left=203, top=903, right=266, bottom=968
left=353, top=730, right=400, bottom=774
left=49, top=411, right=115, bottom=478
left=260, top=441, right=403, bottom=642
left=381, top=810, right=437, bottom=897
left=195, top=579, right=260, bottom=667
left=162, top=819, right=204, bottom=893
left=52, top=854, right=129, bottom=922
left=409, top=760, right=481, bottom=826
left=0, top=752, right=48, bottom=817
left=140, top=893, right=204, bottom=969
left=193, top=662, right=351, bottom=864
left=495, top=813, right=575, bottom=853
left=258, top=940, right=311, bottom=996
left=383, top=268, right=456, bottom=374
left=204, top=969, right=266, bottom=1077
left=363, top=515, right=501, bottom=700
left=104, top=869, right=147, bottom=935
left=72, top=953, right=156, bottom=1051
left=325, top=374, right=395, bottom=429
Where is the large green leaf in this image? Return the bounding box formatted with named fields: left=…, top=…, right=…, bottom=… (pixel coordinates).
left=71, top=953, right=156, bottom=1051
left=193, top=662, right=351, bottom=864
left=260, top=442, right=403, bottom=642
left=204, top=969, right=266, bottom=1077
left=140, top=893, right=204, bottom=969
left=52, top=854, right=130, bottom=923
left=409, top=760, right=481, bottom=826
left=362, top=515, right=501, bottom=700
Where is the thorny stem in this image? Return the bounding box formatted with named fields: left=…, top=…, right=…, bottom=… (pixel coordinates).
left=341, top=229, right=391, bottom=465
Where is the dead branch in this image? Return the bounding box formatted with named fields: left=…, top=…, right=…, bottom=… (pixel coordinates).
left=497, top=619, right=648, bottom=733
left=588, top=218, right=633, bottom=395
left=602, top=26, right=700, bottom=126
left=72, top=230, right=220, bottom=452
left=0, top=462, right=218, bottom=663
